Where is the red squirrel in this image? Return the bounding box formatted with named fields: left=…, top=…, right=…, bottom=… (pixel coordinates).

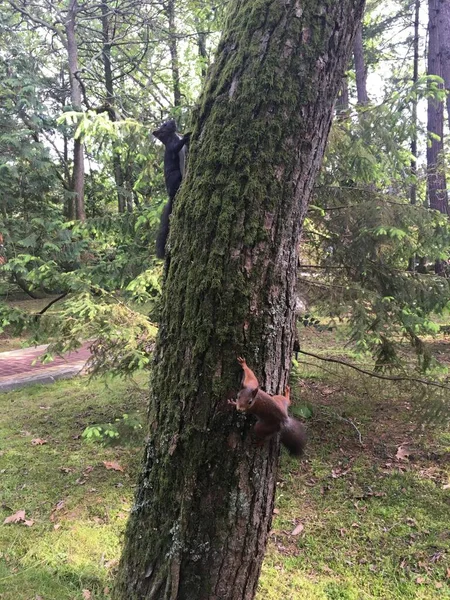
left=229, top=357, right=306, bottom=456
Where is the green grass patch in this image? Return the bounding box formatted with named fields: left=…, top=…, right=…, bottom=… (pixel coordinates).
left=0, top=374, right=147, bottom=599
left=256, top=329, right=450, bottom=599
left=0, top=329, right=449, bottom=599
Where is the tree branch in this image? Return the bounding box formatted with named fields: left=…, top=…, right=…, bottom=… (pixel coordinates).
left=36, top=292, right=68, bottom=316
left=298, top=349, right=450, bottom=391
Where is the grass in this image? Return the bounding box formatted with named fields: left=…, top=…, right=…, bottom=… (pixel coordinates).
left=0, top=329, right=449, bottom=599
left=257, top=329, right=450, bottom=599
left=0, top=374, right=147, bottom=600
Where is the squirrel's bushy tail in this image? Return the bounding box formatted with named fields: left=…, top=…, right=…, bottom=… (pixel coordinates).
left=280, top=417, right=307, bottom=456
left=155, top=198, right=173, bottom=259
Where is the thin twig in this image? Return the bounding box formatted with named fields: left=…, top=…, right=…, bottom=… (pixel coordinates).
left=36, top=293, right=68, bottom=316
left=299, top=349, right=450, bottom=391
left=337, top=415, right=363, bottom=445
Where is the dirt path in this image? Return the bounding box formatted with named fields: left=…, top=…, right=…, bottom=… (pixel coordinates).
left=0, top=343, right=91, bottom=392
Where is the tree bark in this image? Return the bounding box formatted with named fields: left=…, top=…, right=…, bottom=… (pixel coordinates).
left=427, top=0, right=448, bottom=213
left=438, top=0, right=450, bottom=129
left=115, top=1, right=365, bottom=599
left=353, top=22, right=369, bottom=105
left=66, top=0, right=86, bottom=221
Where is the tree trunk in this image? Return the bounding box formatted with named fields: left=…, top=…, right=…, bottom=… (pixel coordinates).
left=353, top=22, right=369, bottom=105
left=165, top=0, right=182, bottom=108
left=410, top=0, right=420, bottom=206
left=438, top=0, right=450, bottom=129
left=115, top=1, right=365, bottom=599
left=427, top=0, right=448, bottom=213
left=100, top=0, right=131, bottom=214
left=66, top=0, right=86, bottom=221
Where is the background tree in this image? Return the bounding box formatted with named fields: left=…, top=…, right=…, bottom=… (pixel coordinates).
left=426, top=0, right=448, bottom=214
left=438, top=0, right=450, bottom=128
left=114, top=1, right=366, bottom=599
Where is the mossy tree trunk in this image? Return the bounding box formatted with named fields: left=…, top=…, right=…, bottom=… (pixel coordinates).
left=115, top=1, right=365, bottom=599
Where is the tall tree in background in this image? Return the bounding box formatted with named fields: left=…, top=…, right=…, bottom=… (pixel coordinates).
left=7, top=0, right=87, bottom=220
left=66, top=0, right=85, bottom=221
left=115, top=0, right=366, bottom=598
left=165, top=0, right=182, bottom=107
left=427, top=0, right=448, bottom=213
left=410, top=0, right=420, bottom=207
left=438, top=0, right=450, bottom=129
left=353, top=21, right=370, bottom=105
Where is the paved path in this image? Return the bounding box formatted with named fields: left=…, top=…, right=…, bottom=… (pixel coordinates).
left=0, top=343, right=91, bottom=392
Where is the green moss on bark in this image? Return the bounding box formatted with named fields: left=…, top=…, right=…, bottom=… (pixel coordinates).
left=115, top=0, right=365, bottom=598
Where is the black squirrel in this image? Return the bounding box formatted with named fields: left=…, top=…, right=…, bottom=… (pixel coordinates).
left=152, top=119, right=191, bottom=259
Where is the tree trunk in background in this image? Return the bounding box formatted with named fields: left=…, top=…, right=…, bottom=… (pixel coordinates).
left=336, top=76, right=350, bottom=115
left=410, top=0, right=420, bottom=207
left=427, top=0, right=448, bottom=213
left=196, top=20, right=208, bottom=79
left=100, top=0, right=134, bottom=213
left=114, top=0, right=365, bottom=598
left=353, top=22, right=369, bottom=105
left=66, top=0, right=86, bottom=221
left=438, top=0, right=450, bottom=129
left=101, top=0, right=127, bottom=214
left=165, top=0, right=182, bottom=108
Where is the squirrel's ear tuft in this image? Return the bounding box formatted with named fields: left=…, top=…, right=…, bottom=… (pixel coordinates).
left=251, top=387, right=259, bottom=398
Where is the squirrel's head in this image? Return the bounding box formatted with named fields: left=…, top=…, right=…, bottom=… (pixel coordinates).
left=236, top=386, right=258, bottom=412
left=152, top=119, right=177, bottom=141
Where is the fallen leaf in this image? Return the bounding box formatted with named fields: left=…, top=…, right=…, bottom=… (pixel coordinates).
left=54, top=500, right=65, bottom=511
left=3, top=510, right=25, bottom=524
left=415, top=576, right=425, bottom=585
left=443, top=483, right=450, bottom=490
left=103, top=461, right=124, bottom=472
left=395, top=446, right=410, bottom=461
left=23, top=519, right=34, bottom=527
left=291, top=522, right=304, bottom=536
left=435, top=582, right=443, bottom=589
left=53, top=523, right=61, bottom=530
left=31, top=438, right=47, bottom=446
left=321, top=387, right=334, bottom=395
left=104, top=558, right=119, bottom=569
left=82, top=590, right=92, bottom=599
left=273, top=508, right=280, bottom=515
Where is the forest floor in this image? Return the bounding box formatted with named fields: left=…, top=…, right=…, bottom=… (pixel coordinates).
left=0, top=327, right=449, bottom=600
